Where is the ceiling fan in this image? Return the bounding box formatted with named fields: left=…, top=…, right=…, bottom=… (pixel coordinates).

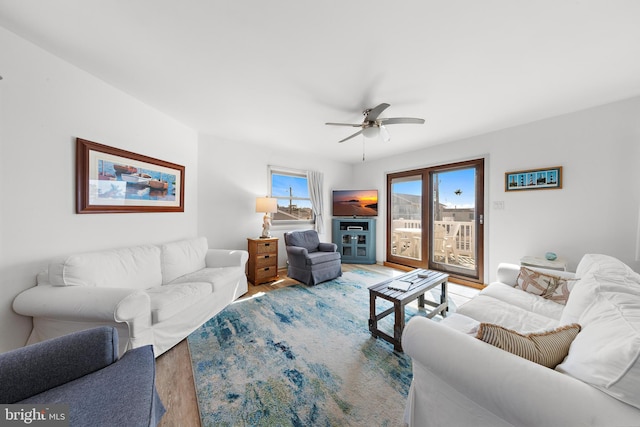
left=325, top=103, right=425, bottom=143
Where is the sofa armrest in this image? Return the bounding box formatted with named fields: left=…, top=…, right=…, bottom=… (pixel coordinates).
left=495, top=263, right=522, bottom=286
left=205, top=249, right=249, bottom=268
left=13, top=284, right=150, bottom=323
left=285, top=246, right=308, bottom=255
left=402, top=317, right=640, bottom=426
left=318, top=242, right=338, bottom=252
left=285, top=245, right=309, bottom=265
left=0, top=326, right=119, bottom=403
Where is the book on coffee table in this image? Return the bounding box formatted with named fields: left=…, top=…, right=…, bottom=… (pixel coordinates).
left=388, top=279, right=413, bottom=292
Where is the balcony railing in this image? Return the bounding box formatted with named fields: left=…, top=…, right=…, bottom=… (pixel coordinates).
left=391, top=219, right=475, bottom=268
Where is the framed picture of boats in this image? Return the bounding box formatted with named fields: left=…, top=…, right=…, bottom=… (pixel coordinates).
left=505, top=166, right=562, bottom=192
left=76, top=138, right=185, bottom=213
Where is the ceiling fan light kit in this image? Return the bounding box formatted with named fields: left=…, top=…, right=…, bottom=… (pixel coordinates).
left=325, top=103, right=425, bottom=144
left=362, top=126, right=379, bottom=138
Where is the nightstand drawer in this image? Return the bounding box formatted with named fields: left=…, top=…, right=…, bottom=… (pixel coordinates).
left=256, top=254, right=277, bottom=268
left=256, top=266, right=277, bottom=280
left=256, top=242, right=277, bottom=254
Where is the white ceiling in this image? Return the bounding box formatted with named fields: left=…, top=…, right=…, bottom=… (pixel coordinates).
left=1, top=1, right=640, bottom=163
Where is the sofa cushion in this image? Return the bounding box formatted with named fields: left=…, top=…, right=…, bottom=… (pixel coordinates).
left=456, top=291, right=561, bottom=333
left=478, top=283, right=564, bottom=322
left=556, top=284, right=640, bottom=409
left=161, top=237, right=208, bottom=284
left=146, top=282, right=212, bottom=324
left=515, top=267, right=573, bottom=305
left=305, top=251, right=341, bottom=265
left=285, top=230, right=320, bottom=253
left=560, top=275, right=595, bottom=325
left=168, top=266, right=244, bottom=292
left=575, top=253, right=639, bottom=279
left=477, top=323, right=581, bottom=368
left=48, top=245, right=162, bottom=290
left=561, top=265, right=640, bottom=325
left=575, top=253, right=600, bottom=278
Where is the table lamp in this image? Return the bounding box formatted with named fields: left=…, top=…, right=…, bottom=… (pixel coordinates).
left=256, top=197, right=278, bottom=238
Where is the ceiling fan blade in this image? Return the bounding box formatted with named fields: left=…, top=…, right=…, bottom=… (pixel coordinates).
left=365, top=103, right=390, bottom=121
left=338, top=129, right=364, bottom=143
left=325, top=122, right=362, bottom=127
left=380, top=125, right=391, bottom=142
left=379, top=117, right=425, bottom=125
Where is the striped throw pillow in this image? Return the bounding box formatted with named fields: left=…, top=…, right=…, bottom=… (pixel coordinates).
left=476, top=323, right=581, bottom=368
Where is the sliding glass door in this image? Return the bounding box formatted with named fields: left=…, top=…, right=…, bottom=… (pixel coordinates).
left=430, top=166, right=482, bottom=278
left=389, top=174, right=423, bottom=263
left=387, top=159, right=484, bottom=283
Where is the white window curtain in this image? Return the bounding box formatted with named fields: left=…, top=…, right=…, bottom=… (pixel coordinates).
left=307, top=170, right=324, bottom=234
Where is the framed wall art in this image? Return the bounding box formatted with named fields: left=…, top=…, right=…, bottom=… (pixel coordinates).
left=76, top=138, right=185, bottom=213
left=505, top=166, right=562, bottom=192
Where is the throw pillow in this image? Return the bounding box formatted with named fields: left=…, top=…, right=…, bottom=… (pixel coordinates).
left=476, top=323, right=581, bottom=368
left=516, top=267, right=572, bottom=305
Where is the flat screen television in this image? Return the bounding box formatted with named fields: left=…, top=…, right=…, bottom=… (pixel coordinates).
left=332, top=189, right=378, bottom=217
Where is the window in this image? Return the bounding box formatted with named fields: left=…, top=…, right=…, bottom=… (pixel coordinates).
left=270, top=167, right=313, bottom=223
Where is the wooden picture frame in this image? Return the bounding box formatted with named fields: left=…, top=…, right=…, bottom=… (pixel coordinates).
left=76, top=138, right=185, bottom=213
left=505, top=166, right=562, bottom=192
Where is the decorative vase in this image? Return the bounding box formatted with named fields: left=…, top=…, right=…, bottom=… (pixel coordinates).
left=545, top=252, right=557, bottom=261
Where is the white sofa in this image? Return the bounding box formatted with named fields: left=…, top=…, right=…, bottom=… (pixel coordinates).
left=402, top=254, right=640, bottom=427
left=13, top=237, right=248, bottom=357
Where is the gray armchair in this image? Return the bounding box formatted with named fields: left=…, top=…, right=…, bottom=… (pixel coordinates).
left=284, top=230, right=342, bottom=286
left=0, top=326, right=165, bottom=426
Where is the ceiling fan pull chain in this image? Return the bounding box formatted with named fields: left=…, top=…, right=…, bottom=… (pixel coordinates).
left=362, top=137, right=365, bottom=161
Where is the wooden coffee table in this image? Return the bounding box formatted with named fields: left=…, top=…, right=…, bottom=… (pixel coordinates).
left=368, top=269, right=449, bottom=352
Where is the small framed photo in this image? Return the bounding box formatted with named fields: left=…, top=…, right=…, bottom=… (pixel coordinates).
left=505, top=166, right=562, bottom=192
left=76, top=138, right=185, bottom=213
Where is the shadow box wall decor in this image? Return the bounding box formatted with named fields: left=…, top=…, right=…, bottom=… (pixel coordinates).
left=76, top=138, right=185, bottom=213
left=505, top=166, right=562, bottom=192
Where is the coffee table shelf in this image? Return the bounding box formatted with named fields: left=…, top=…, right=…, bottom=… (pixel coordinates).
left=368, top=269, right=449, bottom=352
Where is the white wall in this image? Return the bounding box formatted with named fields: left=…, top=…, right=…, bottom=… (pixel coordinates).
left=0, top=27, right=199, bottom=352
left=352, top=96, right=640, bottom=282
left=197, top=135, right=352, bottom=266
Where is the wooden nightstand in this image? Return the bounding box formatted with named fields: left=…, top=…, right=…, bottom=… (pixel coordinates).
left=247, top=237, right=279, bottom=285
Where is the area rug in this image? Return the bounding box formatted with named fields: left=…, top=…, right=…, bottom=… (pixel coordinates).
left=187, top=269, right=452, bottom=427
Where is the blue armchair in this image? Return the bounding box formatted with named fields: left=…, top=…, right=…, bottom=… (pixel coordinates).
left=0, top=326, right=165, bottom=426
left=284, top=230, right=342, bottom=286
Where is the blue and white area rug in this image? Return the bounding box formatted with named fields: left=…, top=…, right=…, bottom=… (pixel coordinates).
left=187, top=269, right=448, bottom=426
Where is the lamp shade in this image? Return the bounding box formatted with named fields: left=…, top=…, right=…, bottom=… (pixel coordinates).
left=256, top=197, right=278, bottom=213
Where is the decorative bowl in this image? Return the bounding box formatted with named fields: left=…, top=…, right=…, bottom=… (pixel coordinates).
left=545, top=252, right=557, bottom=261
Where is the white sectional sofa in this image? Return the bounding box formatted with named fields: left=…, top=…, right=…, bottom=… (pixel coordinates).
left=13, top=237, right=248, bottom=357
left=402, top=254, right=640, bottom=427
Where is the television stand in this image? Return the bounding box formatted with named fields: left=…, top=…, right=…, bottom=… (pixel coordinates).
left=332, top=218, right=376, bottom=264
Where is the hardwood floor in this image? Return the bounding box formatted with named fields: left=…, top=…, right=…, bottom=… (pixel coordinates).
left=155, top=340, right=200, bottom=427
left=154, top=264, right=478, bottom=427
